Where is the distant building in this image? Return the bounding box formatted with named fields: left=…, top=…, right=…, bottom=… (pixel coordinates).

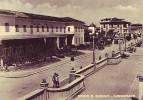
left=130, top=24, right=143, bottom=36
left=100, top=17, right=131, bottom=37
left=96, top=27, right=100, bottom=32
left=88, top=23, right=96, bottom=34
left=0, top=9, right=85, bottom=67
left=84, top=23, right=98, bottom=43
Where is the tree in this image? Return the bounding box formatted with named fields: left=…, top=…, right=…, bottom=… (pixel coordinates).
left=84, top=29, right=91, bottom=42
left=98, top=30, right=105, bottom=39
left=106, top=29, right=115, bottom=38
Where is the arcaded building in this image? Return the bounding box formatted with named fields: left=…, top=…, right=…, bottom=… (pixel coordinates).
left=0, top=9, right=85, bottom=66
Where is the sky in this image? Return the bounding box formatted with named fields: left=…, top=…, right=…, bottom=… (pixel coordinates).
left=0, top=0, right=142, bottom=26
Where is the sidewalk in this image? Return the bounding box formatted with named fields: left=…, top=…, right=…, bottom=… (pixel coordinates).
left=0, top=51, right=92, bottom=78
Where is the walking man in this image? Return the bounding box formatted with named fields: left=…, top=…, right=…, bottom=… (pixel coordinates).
left=52, top=73, right=56, bottom=88
left=55, top=73, right=59, bottom=88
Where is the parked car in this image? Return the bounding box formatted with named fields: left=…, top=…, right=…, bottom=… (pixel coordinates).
left=121, top=52, right=130, bottom=58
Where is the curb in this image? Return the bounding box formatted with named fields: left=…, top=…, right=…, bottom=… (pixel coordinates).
left=0, top=60, right=70, bottom=78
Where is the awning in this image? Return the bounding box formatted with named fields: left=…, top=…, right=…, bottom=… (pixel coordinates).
left=0, top=34, right=74, bottom=41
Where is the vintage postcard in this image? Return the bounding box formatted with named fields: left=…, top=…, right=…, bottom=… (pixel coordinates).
left=0, top=0, right=142, bottom=100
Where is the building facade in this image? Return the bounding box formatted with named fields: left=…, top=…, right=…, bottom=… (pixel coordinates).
left=84, top=23, right=97, bottom=43
left=88, top=23, right=96, bottom=34
left=0, top=9, right=85, bottom=67
left=100, top=17, right=131, bottom=37
left=130, top=24, right=143, bottom=36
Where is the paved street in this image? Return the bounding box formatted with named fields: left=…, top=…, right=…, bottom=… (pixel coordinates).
left=76, top=46, right=143, bottom=100
left=0, top=40, right=137, bottom=100
left=0, top=43, right=122, bottom=100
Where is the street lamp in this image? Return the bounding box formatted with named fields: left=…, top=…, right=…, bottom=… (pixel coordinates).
left=89, top=32, right=99, bottom=66
left=133, top=33, right=137, bottom=45
left=124, top=33, right=127, bottom=52
left=119, top=39, right=121, bottom=53
left=118, top=32, right=122, bottom=54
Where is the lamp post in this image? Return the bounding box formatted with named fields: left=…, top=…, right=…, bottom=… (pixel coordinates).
left=89, top=32, right=98, bottom=67
left=119, top=39, right=121, bottom=53
left=124, top=33, right=127, bottom=52
left=118, top=32, right=122, bottom=53
left=92, top=35, right=95, bottom=64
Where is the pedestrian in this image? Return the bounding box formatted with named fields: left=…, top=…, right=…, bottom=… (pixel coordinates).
left=52, top=73, right=56, bottom=88
left=55, top=73, right=59, bottom=88
left=80, top=66, right=83, bottom=69
left=5, top=64, right=9, bottom=72
left=105, top=53, right=108, bottom=58
left=99, top=56, right=102, bottom=60
left=112, top=50, right=115, bottom=57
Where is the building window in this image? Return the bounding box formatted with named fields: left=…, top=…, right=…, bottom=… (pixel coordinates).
left=110, top=24, right=113, bottom=28
left=64, top=27, right=66, bottom=33
left=56, top=27, right=58, bottom=32
left=60, top=27, right=62, bottom=32
left=15, top=25, right=19, bottom=32
left=75, top=27, right=77, bottom=32
left=51, top=26, right=54, bottom=32
left=30, top=25, right=33, bottom=34
left=5, top=23, right=9, bottom=32
left=79, top=27, right=80, bottom=32
left=42, top=26, right=44, bottom=32
left=104, top=24, right=105, bottom=28
left=81, top=27, right=82, bottom=32
left=68, top=27, right=70, bottom=32
left=113, top=24, right=117, bottom=28
left=23, top=25, right=26, bottom=32
left=36, top=26, right=39, bottom=32
left=123, top=24, right=127, bottom=28
left=47, top=26, right=49, bottom=32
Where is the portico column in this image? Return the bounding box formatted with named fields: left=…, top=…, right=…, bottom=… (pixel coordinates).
left=65, top=37, right=67, bottom=45
left=127, top=24, right=129, bottom=34
left=122, top=24, right=124, bottom=34
left=0, top=58, right=4, bottom=67
left=72, top=35, right=75, bottom=45
left=108, top=24, right=110, bottom=30
left=57, top=37, right=60, bottom=48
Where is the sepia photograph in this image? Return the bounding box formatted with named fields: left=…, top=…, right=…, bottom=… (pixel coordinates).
left=0, top=0, right=142, bottom=100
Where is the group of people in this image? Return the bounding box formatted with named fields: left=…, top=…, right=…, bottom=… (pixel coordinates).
left=52, top=73, right=59, bottom=88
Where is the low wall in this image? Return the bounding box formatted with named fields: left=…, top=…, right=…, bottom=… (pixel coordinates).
left=59, top=77, right=69, bottom=87
left=18, top=74, right=85, bottom=100
left=76, top=58, right=108, bottom=77
left=76, top=64, right=95, bottom=77
left=18, top=89, right=45, bottom=100
left=96, top=58, right=108, bottom=69
left=47, top=74, right=85, bottom=100
left=108, top=55, right=121, bottom=65
left=18, top=51, right=122, bottom=100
